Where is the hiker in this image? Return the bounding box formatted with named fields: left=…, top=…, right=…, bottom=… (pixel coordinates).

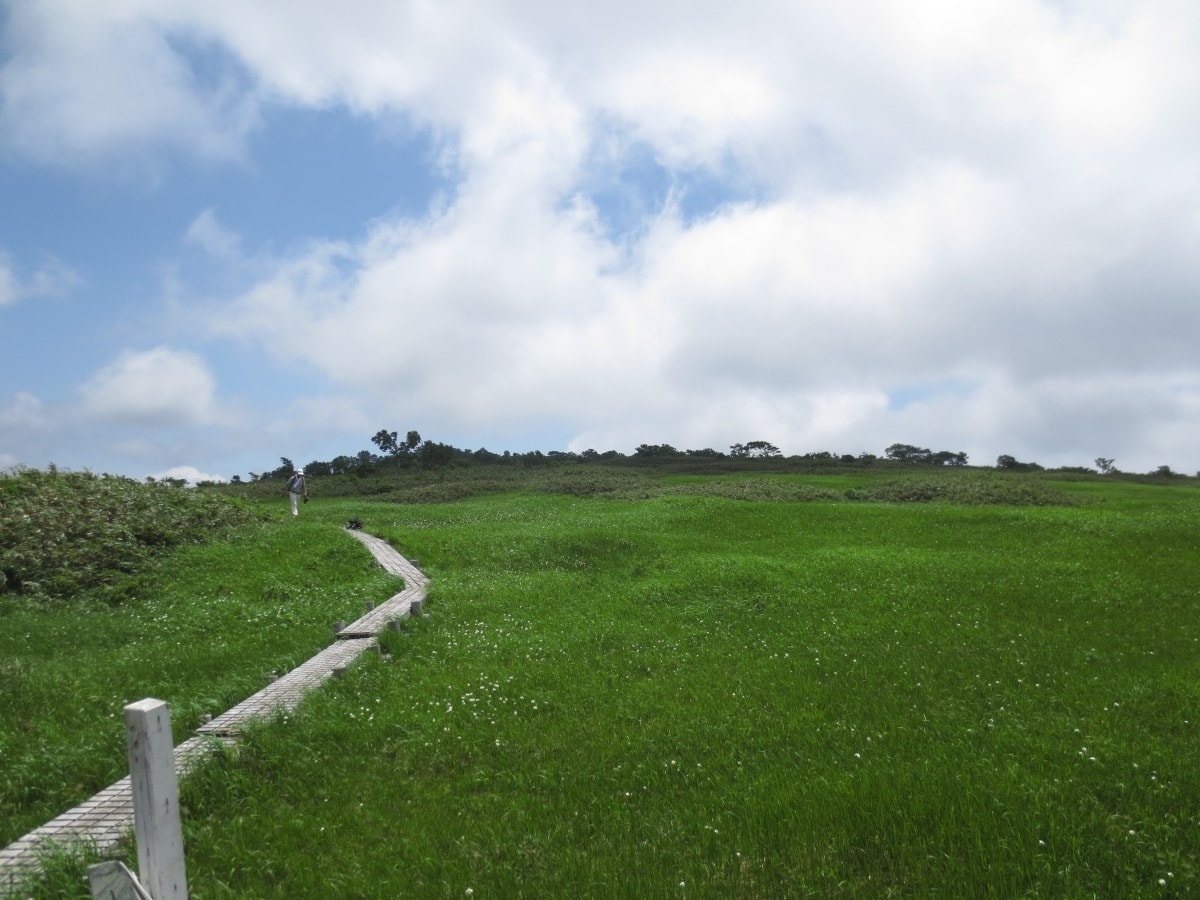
left=285, top=468, right=308, bottom=516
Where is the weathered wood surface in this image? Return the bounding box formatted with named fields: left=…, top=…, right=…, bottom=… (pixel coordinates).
left=87, top=859, right=153, bottom=900
left=337, top=529, right=429, bottom=636
left=124, top=699, right=187, bottom=900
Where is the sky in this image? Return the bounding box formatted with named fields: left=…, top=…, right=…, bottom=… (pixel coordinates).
left=2, top=0, right=1199, bottom=483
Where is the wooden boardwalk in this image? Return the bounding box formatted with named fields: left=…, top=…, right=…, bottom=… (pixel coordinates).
left=0, top=529, right=428, bottom=897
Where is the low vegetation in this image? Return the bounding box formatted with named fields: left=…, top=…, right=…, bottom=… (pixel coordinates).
left=0, top=467, right=259, bottom=605
left=5, top=467, right=1199, bottom=896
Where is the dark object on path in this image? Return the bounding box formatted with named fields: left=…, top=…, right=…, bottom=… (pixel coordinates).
left=346, top=517, right=362, bottom=530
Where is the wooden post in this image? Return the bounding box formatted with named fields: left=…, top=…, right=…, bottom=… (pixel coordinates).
left=88, top=859, right=152, bottom=900
left=409, top=599, right=423, bottom=616
left=333, top=621, right=346, bottom=636
left=123, top=699, right=187, bottom=900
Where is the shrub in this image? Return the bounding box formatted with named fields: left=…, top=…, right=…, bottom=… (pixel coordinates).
left=0, top=467, right=260, bottom=604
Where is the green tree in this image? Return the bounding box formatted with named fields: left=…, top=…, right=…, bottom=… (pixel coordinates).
left=931, top=451, right=968, bottom=466
left=371, top=430, right=399, bottom=455
left=730, top=441, right=780, bottom=458
left=997, top=454, right=1043, bottom=472
left=885, top=443, right=932, bottom=463
left=635, top=444, right=681, bottom=458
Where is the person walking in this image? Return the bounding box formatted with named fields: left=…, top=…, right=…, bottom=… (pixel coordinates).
left=285, top=468, right=308, bottom=516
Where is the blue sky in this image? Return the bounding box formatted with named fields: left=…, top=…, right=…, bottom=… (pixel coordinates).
left=3, top=0, right=1199, bottom=482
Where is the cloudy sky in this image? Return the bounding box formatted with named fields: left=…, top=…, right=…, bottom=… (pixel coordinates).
left=2, top=0, right=1199, bottom=482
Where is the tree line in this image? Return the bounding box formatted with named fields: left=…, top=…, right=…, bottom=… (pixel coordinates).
left=237, top=434, right=979, bottom=482
left=227, top=433, right=1192, bottom=484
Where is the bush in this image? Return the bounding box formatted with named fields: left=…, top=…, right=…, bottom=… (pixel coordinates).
left=0, top=467, right=260, bottom=604
left=845, top=474, right=1083, bottom=506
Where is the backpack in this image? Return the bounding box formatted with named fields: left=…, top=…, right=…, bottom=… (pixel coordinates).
left=287, top=473, right=305, bottom=493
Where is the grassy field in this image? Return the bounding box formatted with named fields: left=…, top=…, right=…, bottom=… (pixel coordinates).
left=7, top=472, right=1200, bottom=896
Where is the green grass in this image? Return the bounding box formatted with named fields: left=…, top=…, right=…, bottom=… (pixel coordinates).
left=10, top=478, right=1200, bottom=897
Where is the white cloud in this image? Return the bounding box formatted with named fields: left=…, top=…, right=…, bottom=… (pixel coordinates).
left=79, top=347, right=218, bottom=425
left=0, top=391, right=47, bottom=429
left=0, top=249, right=82, bottom=306
left=184, top=208, right=242, bottom=258
left=0, top=1, right=257, bottom=169
left=146, top=464, right=227, bottom=485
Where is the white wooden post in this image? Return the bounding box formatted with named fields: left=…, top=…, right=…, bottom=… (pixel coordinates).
left=124, top=699, right=188, bottom=900
left=88, top=859, right=153, bottom=900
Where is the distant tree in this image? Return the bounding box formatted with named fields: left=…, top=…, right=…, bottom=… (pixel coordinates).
left=371, top=430, right=399, bottom=455
left=885, top=443, right=933, bottom=463
left=328, top=455, right=356, bottom=475
left=685, top=447, right=724, bottom=458
left=931, top=450, right=968, bottom=466
left=1095, top=457, right=1115, bottom=474
left=519, top=449, right=548, bottom=467
left=1154, top=465, right=1176, bottom=477
left=230, top=474, right=242, bottom=484
left=730, top=441, right=780, bottom=458
left=580, top=448, right=600, bottom=460
left=260, top=458, right=294, bottom=480
left=635, top=444, right=681, bottom=458
left=419, top=441, right=458, bottom=468
left=370, top=429, right=422, bottom=457
left=353, top=450, right=378, bottom=477
left=997, top=454, right=1043, bottom=472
